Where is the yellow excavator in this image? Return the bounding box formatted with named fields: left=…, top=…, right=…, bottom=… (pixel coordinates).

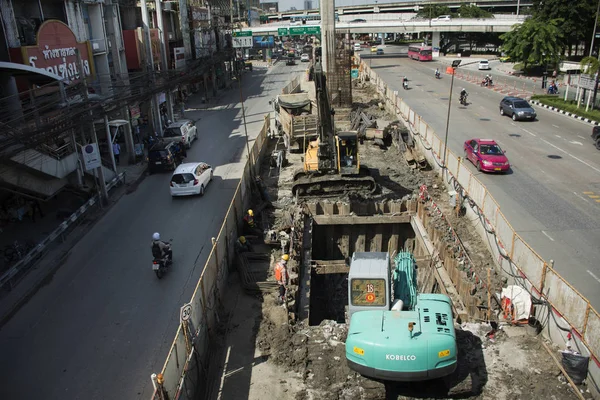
left=292, top=62, right=377, bottom=197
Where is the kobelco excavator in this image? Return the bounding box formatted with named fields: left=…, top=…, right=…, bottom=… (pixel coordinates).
left=291, top=62, right=377, bottom=197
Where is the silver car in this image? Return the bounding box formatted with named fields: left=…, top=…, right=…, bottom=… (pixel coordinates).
left=163, top=120, right=197, bottom=149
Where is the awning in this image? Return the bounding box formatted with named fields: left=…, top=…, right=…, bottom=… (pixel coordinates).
left=0, top=61, right=65, bottom=85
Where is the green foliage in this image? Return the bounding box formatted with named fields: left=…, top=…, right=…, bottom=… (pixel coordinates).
left=531, top=0, right=597, bottom=46
left=580, top=56, right=600, bottom=75
left=500, top=18, right=564, bottom=68
left=416, top=5, right=452, bottom=19
left=457, top=4, right=493, bottom=18
left=531, top=95, right=600, bottom=122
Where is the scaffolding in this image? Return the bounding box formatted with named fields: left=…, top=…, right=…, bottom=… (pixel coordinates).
left=326, top=30, right=353, bottom=109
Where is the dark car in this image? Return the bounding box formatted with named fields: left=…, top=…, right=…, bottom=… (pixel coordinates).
left=350, top=18, right=367, bottom=23
left=148, top=142, right=178, bottom=174
left=593, top=126, right=600, bottom=150
left=499, top=96, right=537, bottom=121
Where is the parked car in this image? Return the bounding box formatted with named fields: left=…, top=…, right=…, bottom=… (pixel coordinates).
left=170, top=162, right=213, bottom=197
left=499, top=96, right=537, bottom=121
left=463, top=139, right=510, bottom=173
left=350, top=18, right=367, bottom=23
left=478, top=60, right=491, bottom=70
left=376, top=48, right=384, bottom=55
left=163, top=119, right=197, bottom=149
left=592, top=126, right=600, bottom=150
left=354, top=43, right=362, bottom=52
left=301, top=53, right=310, bottom=62
left=148, top=142, right=178, bottom=174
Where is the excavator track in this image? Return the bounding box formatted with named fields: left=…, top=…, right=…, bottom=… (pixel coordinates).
left=292, top=171, right=378, bottom=198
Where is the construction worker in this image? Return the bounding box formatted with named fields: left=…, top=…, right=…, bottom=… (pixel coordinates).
left=234, top=236, right=253, bottom=253
left=274, top=254, right=290, bottom=304
left=243, top=209, right=261, bottom=236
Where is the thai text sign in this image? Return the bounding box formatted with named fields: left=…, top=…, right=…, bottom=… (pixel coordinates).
left=17, top=20, right=94, bottom=82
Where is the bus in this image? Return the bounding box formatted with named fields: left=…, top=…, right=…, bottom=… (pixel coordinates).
left=289, top=13, right=339, bottom=25
left=407, top=45, right=433, bottom=61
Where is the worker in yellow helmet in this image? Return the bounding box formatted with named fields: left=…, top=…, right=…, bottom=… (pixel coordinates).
left=274, top=254, right=290, bottom=304
left=235, top=235, right=253, bottom=253
left=243, top=209, right=261, bottom=236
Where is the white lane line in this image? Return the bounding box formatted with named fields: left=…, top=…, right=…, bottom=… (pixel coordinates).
left=587, top=270, right=600, bottom=284
left=540, top=138, right=600, bottom=174
left=541, top=231, right=555, bottom=241
left=569, top=141, right=583, bottom=146
left=552, top=124, right=560, bottom=128
left=555, top=134, right=562, bottom=138
left=521, top=128, right=537, bottom=137
left=578, top=135, right=586, bottom=139
left=574, top=191, right=590, bottom=203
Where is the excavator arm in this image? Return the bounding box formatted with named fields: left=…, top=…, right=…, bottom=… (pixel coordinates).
left=313, top=62, right=338, bottom=173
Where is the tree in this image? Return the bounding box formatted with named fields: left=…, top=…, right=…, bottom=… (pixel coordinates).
left=416, top=5, right=452, bottom=19
left=500, top=18, right=564, bottom=68
left=457, top=4, right=493, bottom=19
left=580, top=56, right=600, bottom=75
left=531, top=0, right=597, bottom=55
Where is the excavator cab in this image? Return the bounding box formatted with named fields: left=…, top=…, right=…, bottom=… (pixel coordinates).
left=337, top=132, right=360, bottom=175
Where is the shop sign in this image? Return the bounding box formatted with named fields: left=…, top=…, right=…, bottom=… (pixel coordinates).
left=81, top=143, right=101, bottom=171
left=14, top=20, right=95, bottom=82
left=174, top=47, right=186, bottom=70
left=191, top=6, right=210, bottom=29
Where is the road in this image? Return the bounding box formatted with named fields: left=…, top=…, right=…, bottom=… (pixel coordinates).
left=367, top=48, right=600, bottom=310
left=0, top=61, right=303, bottom=400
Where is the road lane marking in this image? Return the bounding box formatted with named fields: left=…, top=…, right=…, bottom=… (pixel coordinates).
left=539, top=138, right=600, bottom=174
left=520, top=128, right=537, bottom=137
left=555, top=134, right=562, bottom=138
left=552, top=124, right=560, bottom=128
left=578, top=135, right=585, bottom=139
left=541, top=231, right=555, bottom=241
left=569, top=141, right=583, bottom=145
left=586, top=270, right=600, bottom=284
left=574, top=192, right=591, bottom=203
left=589, top=195, right=600, bottom=199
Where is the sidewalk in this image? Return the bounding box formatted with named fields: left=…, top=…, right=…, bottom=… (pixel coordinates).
left=0, top=160, right=147, bottom=328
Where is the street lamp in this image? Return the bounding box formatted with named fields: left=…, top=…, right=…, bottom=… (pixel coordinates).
left=442, top=59, right=461, bottom=175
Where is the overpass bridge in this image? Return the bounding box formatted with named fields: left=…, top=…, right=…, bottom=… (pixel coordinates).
left=247, top=15, right=526, bottom=35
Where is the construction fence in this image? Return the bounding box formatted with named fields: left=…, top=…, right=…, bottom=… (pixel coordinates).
left=149, top=114, right=271, bottom=400
left=361, top=60, right=600, bottom=389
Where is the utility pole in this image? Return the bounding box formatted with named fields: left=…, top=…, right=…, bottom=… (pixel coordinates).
left=141, top=0, right=163, bottom=136
left=76, top=49, right=109, bottom=204
left=320, top=0, right=335, bottom=74
left=155, top=0, right=174, bottom=122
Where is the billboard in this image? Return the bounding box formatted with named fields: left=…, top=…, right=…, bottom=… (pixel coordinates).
left=253, top=36, right=275, bottom=48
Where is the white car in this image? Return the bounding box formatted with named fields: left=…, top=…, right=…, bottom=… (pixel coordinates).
left=354, top=43, right=362, bottom=52
left=300, top=53, right=310, bottom=62
left=164, top=119, right=197, bottom=149
left=478, top=60, right=491, bottom=70
left=433, top=15, right=451, bottom=21
left=170, top=162, right=213, bottom=197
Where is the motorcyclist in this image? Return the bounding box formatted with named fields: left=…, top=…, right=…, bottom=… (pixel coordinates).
left=435, top=68, right=440, bottom=78
left=460, top=88, right=468, bottom=103
left=151, top=232, right=172, bottom=261
left=403, top=76, right=409, bottom=89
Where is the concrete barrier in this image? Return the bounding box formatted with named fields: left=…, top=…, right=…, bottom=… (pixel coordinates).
left=361, top=60, right=600, bottom=398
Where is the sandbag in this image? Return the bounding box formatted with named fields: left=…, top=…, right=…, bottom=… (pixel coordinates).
left=561, top=352, right=589, bottom=385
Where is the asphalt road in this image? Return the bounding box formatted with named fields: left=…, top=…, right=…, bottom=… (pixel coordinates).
left=368, top=50, right=600, bottom=310
left=0, top=61, right=304, bottom=400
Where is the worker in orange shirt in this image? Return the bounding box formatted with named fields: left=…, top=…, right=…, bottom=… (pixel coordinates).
left=274, top=254, right=290, bottom=304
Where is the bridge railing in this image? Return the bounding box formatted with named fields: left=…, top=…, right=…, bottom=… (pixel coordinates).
left=360, top=59, right=599, bottom=395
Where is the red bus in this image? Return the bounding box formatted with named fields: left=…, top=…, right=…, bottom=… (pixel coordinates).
left=407, top=45, right=433, bottom=61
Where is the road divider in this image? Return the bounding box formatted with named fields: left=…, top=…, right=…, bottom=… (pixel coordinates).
left=361, top=59, right=600, bottom=393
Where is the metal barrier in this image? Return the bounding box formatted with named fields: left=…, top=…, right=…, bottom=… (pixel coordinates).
left=0, top=172, right=126, bottom=292
left=360, top=60, right=600, bottom=372
left=150, top=115, right=271, bottom=400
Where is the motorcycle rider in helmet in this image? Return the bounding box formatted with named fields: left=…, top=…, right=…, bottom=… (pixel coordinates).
left=151, top=232, right=172, bottom=261
left=460, top=88, right=468, bottom=102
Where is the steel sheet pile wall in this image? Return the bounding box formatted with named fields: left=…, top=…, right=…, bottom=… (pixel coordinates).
left=282, top=76, right=301, bottom=95
left=360, top=60, right=600, bottom=386
left=150, top=114, right=271, bottom=400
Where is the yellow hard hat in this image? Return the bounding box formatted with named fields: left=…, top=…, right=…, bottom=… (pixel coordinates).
left=247, top=209, right=254, bottom=216
left=282, top=254, right=289, bottom=261
left=239, top=236, right=246, bottom=243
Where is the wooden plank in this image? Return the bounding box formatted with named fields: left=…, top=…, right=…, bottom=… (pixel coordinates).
left=312, top=214, right=411, bottom=225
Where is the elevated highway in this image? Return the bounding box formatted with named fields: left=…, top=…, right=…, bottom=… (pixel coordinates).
left=248, top=15, right=526, bottom=35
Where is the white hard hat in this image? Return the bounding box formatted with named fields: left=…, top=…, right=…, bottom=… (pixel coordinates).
left=153, top=232, right=160, bottom=240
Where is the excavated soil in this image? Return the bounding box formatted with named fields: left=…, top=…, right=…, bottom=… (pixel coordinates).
left=227, top=78, right=589, bottom=400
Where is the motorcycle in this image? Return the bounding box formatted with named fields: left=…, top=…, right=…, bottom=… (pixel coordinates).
left=481, top=78, right=493, bottom=87
left=152, top=243, right=173, bottom=279
left=435, top=71, right=441, bottom=79
left=402, top=79, right=409, bottom=90
left=459, top=93, right=468, bottom=106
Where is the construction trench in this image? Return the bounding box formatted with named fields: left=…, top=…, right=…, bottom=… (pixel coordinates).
left=210, top=74, right=590, bottom=400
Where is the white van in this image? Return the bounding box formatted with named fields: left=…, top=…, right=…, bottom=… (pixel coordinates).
left=354, top=43, right=362, bottom=52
